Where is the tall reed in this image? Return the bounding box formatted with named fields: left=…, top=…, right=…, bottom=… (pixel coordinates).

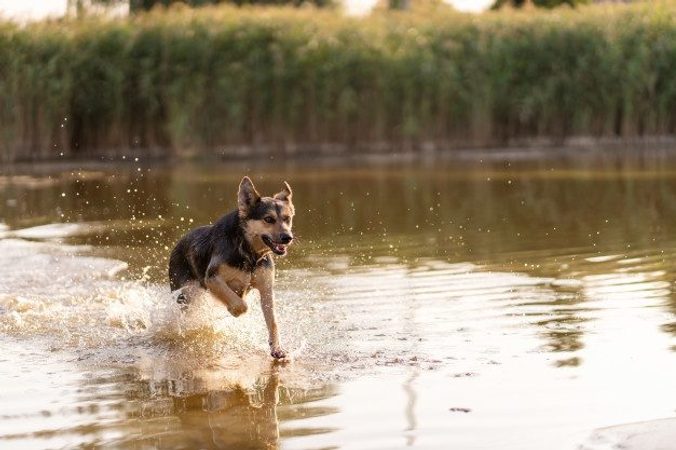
left=2, top=1, right=676, bottom=161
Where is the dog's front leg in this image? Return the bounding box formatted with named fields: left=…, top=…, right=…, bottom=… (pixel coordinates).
left=254, top=267, right=285, bottom=359
left=261, top=287, right=285, bottom=359
left=205, top=261, right=248, bottom=317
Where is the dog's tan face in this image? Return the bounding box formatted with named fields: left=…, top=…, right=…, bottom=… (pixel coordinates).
left=238, top=177, right=295, bottom=256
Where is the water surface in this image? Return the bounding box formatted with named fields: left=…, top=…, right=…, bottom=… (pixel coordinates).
left=1, top=154, right=675, bottom=449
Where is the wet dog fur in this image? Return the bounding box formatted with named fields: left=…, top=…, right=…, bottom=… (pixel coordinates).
left=168, top=176, right=295, bottom=359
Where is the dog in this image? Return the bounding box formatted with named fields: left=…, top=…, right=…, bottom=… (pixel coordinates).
left=168, top=176, right=294, bottom=359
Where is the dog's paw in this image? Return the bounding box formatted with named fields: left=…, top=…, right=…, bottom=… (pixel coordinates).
left=270, top=347, right=287, bottom=360
left=227, top=300, right=248, bottom=317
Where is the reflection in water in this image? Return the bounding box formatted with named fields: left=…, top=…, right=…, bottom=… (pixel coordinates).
left=0, top=339, right=338, bottom=450
left=1, top=159, right=676, bottom=449
left=132, top=369, right=283, bottom=449
left=119, top=363, right=303, bottom=450
left=403, top=370, right=418, bottom=447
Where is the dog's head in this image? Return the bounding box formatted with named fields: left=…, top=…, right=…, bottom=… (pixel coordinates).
left=238, top=176, right=295, bottom=256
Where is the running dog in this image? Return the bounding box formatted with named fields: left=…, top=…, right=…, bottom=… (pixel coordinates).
left=168, top=176, right=294, bottom=359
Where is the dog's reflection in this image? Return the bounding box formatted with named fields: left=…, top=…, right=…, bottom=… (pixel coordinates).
left=179, top=363, right=282, bottom=449
left=128, top=360, right=300, bottom=449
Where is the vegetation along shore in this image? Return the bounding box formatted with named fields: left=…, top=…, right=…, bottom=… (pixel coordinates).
left=3, top=1, right=676, bottom=161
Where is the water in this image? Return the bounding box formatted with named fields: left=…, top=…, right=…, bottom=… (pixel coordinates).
left=1, top=154, right=675, bottom=449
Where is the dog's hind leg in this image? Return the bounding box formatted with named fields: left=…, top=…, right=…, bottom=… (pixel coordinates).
left=169, top=243, right=202, bottom=310
left=168, top=240, right=196, bottom=291
left=174, top=280, right=202, bottom=308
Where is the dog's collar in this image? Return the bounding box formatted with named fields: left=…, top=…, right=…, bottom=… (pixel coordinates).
left=255, top=248, right=272, bottom=264
left=251, top=238, right=272, bottom=264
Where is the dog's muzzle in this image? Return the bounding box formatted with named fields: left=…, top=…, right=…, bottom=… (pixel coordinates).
left=262, top=235, right=292, bottom=256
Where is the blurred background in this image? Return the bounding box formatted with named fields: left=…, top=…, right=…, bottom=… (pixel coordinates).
left=1, top=0, right=671, bottom=163
left=1, top=1, right=676, bottom=450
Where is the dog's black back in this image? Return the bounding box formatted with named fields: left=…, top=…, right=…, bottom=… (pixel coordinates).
left=168, top=210, right=270, bottom=291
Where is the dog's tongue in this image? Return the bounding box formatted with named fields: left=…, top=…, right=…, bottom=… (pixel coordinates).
left=274, top=244, right=286, bottom=254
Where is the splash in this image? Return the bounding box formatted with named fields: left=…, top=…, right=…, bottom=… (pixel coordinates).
left=0, top=238, right=272, bottom=364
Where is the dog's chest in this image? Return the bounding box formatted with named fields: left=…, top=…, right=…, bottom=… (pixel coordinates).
left=219, top=266, right=253, bottom=298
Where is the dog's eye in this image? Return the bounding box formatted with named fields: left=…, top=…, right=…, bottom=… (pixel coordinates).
left=282, top=216, right=290, bottom=223
left=264, top=217, right=275, bottom=224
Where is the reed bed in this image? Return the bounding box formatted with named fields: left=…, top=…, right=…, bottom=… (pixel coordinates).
left=2, top=2, right=676, bottom=161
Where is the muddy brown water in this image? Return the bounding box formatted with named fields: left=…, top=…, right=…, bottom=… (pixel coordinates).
left=0, top=154, right=675, bottom=449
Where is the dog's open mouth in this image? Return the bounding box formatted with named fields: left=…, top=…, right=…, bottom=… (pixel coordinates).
left=262, top=235, right=288, bottom=256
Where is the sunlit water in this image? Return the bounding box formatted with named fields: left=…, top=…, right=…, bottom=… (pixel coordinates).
left=1, top=154, right=675, bottom=449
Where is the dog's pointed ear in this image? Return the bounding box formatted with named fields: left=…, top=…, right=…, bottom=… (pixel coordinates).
left=274, top=181, right=293, bottom=202
left=238, top=176, right=260, bottom=214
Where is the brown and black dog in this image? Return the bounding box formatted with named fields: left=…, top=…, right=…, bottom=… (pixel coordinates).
left=168, top=176, right=294, bottom=359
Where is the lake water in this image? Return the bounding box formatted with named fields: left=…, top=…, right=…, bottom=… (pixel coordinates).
left=0, top=153, right=675, bottom=449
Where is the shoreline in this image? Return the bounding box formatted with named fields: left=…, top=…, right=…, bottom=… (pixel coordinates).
left=7, top=138, right=676, bottom=174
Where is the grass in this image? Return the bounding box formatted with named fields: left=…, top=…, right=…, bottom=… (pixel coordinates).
left=2, top=1, right=676, bottom=161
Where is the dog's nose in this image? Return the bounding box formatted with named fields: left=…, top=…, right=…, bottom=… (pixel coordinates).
left=279, top=233, right=293, bottom=244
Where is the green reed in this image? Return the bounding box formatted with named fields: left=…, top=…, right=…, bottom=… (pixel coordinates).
left=2, top=1, right=676, bottom=161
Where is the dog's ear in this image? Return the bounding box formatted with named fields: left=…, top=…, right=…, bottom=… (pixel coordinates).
left=274, top=181, right=293, bottom=202
left=238, top=176, right=261, bottom=214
